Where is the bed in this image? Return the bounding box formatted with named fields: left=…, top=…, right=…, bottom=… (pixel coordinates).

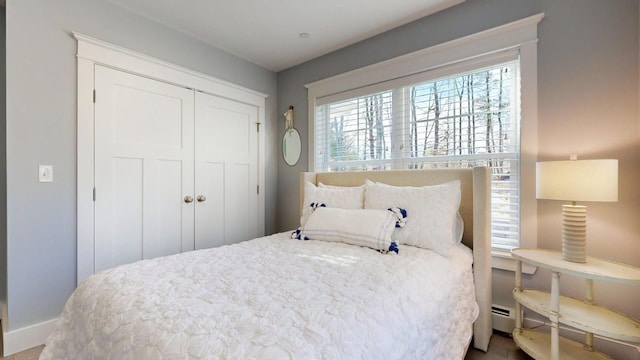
left=40, top=167, right=492, bottom=359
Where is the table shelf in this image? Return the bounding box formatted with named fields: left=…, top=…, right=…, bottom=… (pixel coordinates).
left=514, top=289, right=640, bottom=343
left=513, top=329, right=613, bottom=360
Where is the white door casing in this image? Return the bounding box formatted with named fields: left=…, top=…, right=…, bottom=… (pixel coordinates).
left=94, top=66, right=195, bottom=272
left=76, top=33, right=267, bottom=282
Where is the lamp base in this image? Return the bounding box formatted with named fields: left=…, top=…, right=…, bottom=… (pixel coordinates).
left=562, top=204, right=587, bottom=263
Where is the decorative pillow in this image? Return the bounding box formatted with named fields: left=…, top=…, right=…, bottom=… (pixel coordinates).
left=364, top=180, right=461, bottom=256
left=388, top=207, right=408, bottom=228
left=298, top=207, right=399, bottom=254
left=300, top=182, right=364, bottom=226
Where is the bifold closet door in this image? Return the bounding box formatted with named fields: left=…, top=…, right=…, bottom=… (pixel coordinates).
left=94, top=65, right=195, bottom=272
left=194, top=92, right=259, bottom=249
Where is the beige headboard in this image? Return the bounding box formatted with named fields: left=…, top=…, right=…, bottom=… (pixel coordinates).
left=300, top=167, right=492, bottom=351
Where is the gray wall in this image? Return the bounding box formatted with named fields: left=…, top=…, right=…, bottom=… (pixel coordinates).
left=5, top=0, right=277, bottom=331
left=277, top=0, right=640, bottom=319
left=0, top=6, right=6, bottom=323
left=4, top=0, right=639, bottom=338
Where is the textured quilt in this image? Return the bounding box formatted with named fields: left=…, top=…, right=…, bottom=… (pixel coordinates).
left=41, top=232, right=478, bottom=359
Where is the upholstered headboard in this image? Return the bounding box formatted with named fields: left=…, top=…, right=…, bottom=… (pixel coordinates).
left=299, top=167, right=492, bottom=351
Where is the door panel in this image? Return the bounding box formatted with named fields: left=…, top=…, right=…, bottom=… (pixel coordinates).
left=112, top=86, right=184, bottom=148
left=205, top=106, right=251, bottom=154
left=112, top=157, right=143, bottom=266
left=195, top=92, right=258, bottom=249
left=195, top=162, right=225, bottom=249
left=143, top=159, right=184, bottom=259
left=94, top=65, right=195, bottom=273
left=226, top=164, right=252, bottom=244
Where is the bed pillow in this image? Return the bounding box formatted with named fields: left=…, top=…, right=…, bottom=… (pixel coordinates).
left=299, top=207, right=399, bottom=253
left=318, top=182, right=347, bottom=188
left=300, top=182, right=365, bottom=226
left=454, top=213, right=464, bottom=244
left=364, top=180, right=461, bottom=256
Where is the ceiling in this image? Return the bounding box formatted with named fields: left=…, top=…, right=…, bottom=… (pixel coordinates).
left=107, top=0, right=464, bottom=72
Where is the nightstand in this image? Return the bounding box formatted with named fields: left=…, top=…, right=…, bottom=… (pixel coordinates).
left=511, top=248, right=640, bottom=360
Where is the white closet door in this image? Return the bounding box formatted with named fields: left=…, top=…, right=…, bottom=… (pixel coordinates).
left=94, top=65, right=195, bottom=272
left=194, top=92, right=259, bottom=249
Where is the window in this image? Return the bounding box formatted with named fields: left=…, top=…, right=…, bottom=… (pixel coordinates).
left=314, top=58, right=520, bottom=249
left=306, top=14, right=542, bottom=256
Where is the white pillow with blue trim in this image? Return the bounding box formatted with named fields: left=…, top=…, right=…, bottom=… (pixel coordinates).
left=300, top=207, right=400, bottom=254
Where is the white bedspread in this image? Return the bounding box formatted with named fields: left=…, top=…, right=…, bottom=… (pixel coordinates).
left=41, top=232, right=478, bottom=359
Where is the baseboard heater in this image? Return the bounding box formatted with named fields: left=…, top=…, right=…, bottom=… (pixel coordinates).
left=491, top=304, right=516, bottom=333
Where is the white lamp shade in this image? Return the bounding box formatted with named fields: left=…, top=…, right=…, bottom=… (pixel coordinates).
left=536, top=159, right=618, bottom=202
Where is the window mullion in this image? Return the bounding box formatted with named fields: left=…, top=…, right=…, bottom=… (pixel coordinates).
left=391, top=88, right=407, bottom=170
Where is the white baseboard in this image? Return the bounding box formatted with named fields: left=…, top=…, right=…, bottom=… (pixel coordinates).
left=2, top=318, right=57, bottom=357
left=523, top=317, right=640, bottom=360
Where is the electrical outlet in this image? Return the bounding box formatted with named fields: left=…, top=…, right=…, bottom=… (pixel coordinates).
left=39, top=165, right=53, bottom=183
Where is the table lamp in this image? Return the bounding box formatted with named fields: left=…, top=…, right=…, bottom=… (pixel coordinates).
left=536, top=156, right=618, bottom=263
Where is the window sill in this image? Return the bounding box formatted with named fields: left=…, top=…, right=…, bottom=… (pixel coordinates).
left=492, top=248, right=537, bottom=274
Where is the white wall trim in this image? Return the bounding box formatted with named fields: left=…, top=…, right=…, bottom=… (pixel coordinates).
left=492, top=250, right=537, bottom=274
left=304, top=13, right=544, bottom=253
left=75, top=32, right=267, bottom=283
left=305, top=13, right=544, bottom=98
left=2, top=318, right=57, bottom=356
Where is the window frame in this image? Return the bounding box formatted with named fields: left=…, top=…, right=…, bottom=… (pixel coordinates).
left=305, top=14, right=544, bottom=271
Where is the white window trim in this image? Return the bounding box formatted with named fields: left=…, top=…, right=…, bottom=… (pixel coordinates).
left=306, top=13, right=544, bottom=272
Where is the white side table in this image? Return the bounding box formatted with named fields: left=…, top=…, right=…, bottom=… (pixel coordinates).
left=511, top=248, right=640, bottom=360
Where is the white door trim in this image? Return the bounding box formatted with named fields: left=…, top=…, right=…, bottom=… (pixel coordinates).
left=76, top=32, right=267, bottom=283
left=74, top=32, right=268, bottom=104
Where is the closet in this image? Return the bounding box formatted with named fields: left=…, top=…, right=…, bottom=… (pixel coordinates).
left=76, top=33, right=266, bottom=281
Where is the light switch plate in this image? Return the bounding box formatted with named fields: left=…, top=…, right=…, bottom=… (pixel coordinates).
left=39, top=165, right=53, bottom=183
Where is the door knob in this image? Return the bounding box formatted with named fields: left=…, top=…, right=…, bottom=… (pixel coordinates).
left=184, top=195, right=194, bottom=203
left=197, top=195, right=207, bottom=202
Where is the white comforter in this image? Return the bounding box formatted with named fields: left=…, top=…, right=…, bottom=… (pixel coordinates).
left=41, top=232, right=478, bottom=359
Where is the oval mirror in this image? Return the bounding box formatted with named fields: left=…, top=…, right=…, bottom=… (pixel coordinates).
left=283, top=128, right=301, bottom=166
